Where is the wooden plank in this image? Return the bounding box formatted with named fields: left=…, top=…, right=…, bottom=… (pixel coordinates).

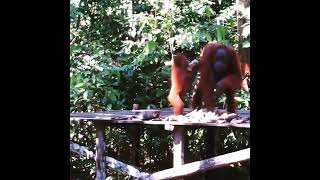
left=70, top=141, right=95, bottom=158
left=70, top=109, right=249, bottom=119
left=95, top=122, right=106, bottom=180
left=71, top=113, right=133, bottom=120
left=70, top=117, right=250, bottom=128
left=105, top=156, right=150, bottom=178
left=173, top=126, right=185, bottom=180
left=143, top=148, right=250, bottom=180
left=70, top=141, right=150, bottom=178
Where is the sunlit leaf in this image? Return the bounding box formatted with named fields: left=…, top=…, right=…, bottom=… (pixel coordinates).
left=92, top=74, right=96, bottom=84
left=242, top=40, right=250, bottom=48
left=74, top=83, right=84, bottom=88
left=216, top=25, right=226, bottom=41
left=83, top=91, right=88, bottom=100
left=144, top=41, right=156, bottom=55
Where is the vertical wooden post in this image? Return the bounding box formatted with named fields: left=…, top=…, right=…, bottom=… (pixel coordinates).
left=132, top=104, right=141, bottom=166
left=95, top=122, right=106, bottom=180
left=132, top=125, right=141, bottom=166
left=173, top=126, right=185, bottom=180
left=205, top=127, right=217, bottom=180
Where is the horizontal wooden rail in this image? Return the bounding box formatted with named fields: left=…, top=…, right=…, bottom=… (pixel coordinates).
left=141, top=148, right=250, bottom=180
left=70, top=141, right=150, bottom=178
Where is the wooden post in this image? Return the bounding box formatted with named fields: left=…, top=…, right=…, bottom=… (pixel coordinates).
left=95, top=122, right=106, bottom=180
left=173, top=126, right=185, bottom=180
left=132, top=125, right=141, bottom=166
left=205, top=127, right=217, bottom=180
left=132, top=104, right=141, bottom=166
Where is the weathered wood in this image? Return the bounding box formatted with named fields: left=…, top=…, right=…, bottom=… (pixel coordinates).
left=143, top=148, right=250, bottom=180
left=70, top=109, right=250, bottom=129
left=70, top=109, right=249, bottom=117
left=173, top=126, right=185, bottom=180
left=70, top=117, right=250, bottom=128
left=105, top=156, right=150, bottom=178
left=70, top=141, right=95, bottom=158
left=95, top=122, right=106, bottom=180
left=71, top=108, right=250, bottom=179
left=131, top=104, right=141, bottom=166
left=70, top=141, right=150, bottom=178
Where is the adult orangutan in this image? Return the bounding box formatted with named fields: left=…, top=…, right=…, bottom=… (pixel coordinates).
left=191, top=43, right=243, bottom=113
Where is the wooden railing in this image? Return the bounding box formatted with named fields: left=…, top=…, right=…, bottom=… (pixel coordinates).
left=70, top=109, right=250, bottom=180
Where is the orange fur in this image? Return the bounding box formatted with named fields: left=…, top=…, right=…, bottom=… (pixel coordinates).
left=191, top=43, right=242, bottom=113
left=168, top=53, right=198, bottom=115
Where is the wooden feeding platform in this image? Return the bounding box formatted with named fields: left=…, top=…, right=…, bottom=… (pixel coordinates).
left=70, top=108, right=250, bottom=128
left=70, top=108, right=250, bottom=180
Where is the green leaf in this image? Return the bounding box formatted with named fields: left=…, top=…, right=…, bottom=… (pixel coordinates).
left=205, top=33, right=212, bottom=41
left=110, top=93, right=117, bottom=102
left=137, top=53, right=145, bottom=62
left=219, top=40, right=229, bottom=45
left=242, top=40, right=250, bottom=48
left=83, top=91, right=88, bottom=100
left=197, top=6, right=206, bottom=15
left=204, top=6, right=215, bottom=17
left=216, top=25, right=226, bottom=41
left=70, top=76, right=76, bottom=86
left=144, top=41, right=156, bottom=55
left=156, top=90, right=162, bottom=97
left=92, top=74, right=96, bottom=84
left=127, top=69, right=133, bottom=77
left=74, top=83, right=84, bottom=88
left=102, top=70, right=110, bottom=77
left=70, top=45, right=81, bottom=54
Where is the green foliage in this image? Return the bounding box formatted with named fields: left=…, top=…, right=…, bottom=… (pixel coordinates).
left=70, top=0, right=250, bottom=179
left=70, top=121, right=96, bottom=178
left=236, top=90, right=250, bottom=110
